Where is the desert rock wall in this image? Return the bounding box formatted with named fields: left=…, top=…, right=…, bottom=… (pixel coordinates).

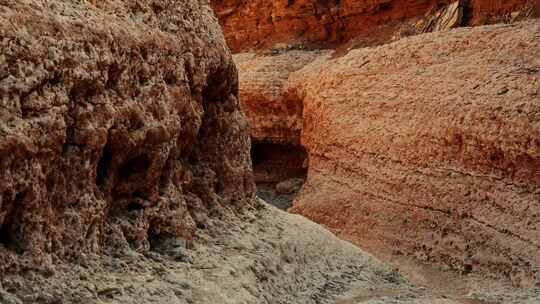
left=0, top=0, right=254, bottom=263
left=211, top=0, right=534, bottom=52
left=234, top=50, right=328, bottom=145
left=234, top=20, right=540, bottom=285
left=288, top=21, right=540, bottom=285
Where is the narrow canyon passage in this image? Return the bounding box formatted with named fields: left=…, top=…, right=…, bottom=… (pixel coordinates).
left=1, top=1, right=539, bottom=303
left=230, top=2, right=540, bottom=298
left=251, top=141, right=308, bottom=210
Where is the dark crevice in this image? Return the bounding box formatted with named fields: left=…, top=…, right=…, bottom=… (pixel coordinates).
left=69, top=79, right=99, bottom=101
left=133, top=191, right=149, bottom=200
left=96, top=141, right=113, bottom=188
left=251, top=141, right=308, bottom=181
left=150, top=2, right=165, bottom=15
left=0, top=218, right=12, bottom=248
left=378, top=2, right=392, bottom=12
left=251, top=141, right=308, bottom=210
left=105, top=63, right=122, bottom=90
left=214, top=181, right=224, bottom=195
left=0, top=191, right=26, bottom=252
left=127, top=201, right=145, bottom=211
left=164, top=72, right=177, bottom=85
left=118, top=154, right=150, bottom=181
left=461, top=0, right=473, bottom=25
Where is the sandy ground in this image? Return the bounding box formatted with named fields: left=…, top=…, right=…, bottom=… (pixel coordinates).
left=256, top=182, right=304, bottom=210
left=0, top=200, right=408, bottom=304
left=1, top=199, right=539, bottom=303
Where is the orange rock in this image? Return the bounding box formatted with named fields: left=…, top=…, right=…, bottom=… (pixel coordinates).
left=236, top=20, right=540, bottom=285
left=234, top=51, right=328, bottom=145
left=211, top=0, right=534, bottom=52
left=289, top=20, right=540, bottom=285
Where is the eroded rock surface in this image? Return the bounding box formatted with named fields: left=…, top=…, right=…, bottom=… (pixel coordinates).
left=6, top=202, right=508, bottom=304
left=288, top=20, right=540, bottom=286
left=212, top=0, right=536, bottom=52
left=0, top=202, right=385, bottom=303
left=235, top=50, right=327, bottom=145
left=235, top=20, right=540, bottom=286
left=235, top=51, right=322, bottom=209
left=0, top=0, right=254, bottom=267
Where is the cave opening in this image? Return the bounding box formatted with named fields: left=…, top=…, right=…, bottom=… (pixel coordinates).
left=251, top=141, right=308, bottom=210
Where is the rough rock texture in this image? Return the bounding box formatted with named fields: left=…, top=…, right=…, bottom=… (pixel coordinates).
left=235, top=50, right=328, bottom=145
left=0, top=0, right=254, bottom=267
left=287, top=20, right=540, bottom=287
left=413, top=1, right=464, bottom=33
left=234, top=20, right=540, bottom=285
left=5, top=202, right=522, bottom=304
left=235, top=51, right=322, bottom=211
left=211, top=0, right=535, bottom=52
left=471, top=0, right=540, bottom=24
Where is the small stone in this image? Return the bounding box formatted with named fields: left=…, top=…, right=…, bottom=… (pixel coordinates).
left=275, top=178, right=304, bottom=194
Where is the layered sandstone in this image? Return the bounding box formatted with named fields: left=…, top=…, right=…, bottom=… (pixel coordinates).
left=235, top=20, right=540, bottom=285
left=0, top=0, right=254, bottom=265
left=288, top=21, right=540, bottom=286
left=212, top=0, right=535, bottom=52
left=234, top=51, right=324, bottom=209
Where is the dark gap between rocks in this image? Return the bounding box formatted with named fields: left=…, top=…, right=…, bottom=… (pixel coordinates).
left=251, top=140, right=308, bottom=210
left=0, top=191, right=26, bottom=253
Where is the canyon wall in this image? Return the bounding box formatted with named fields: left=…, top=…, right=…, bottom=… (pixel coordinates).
left=288, top=21, right=540, bottom=286
left=235, top=50, right=328, bottom=145
left=235, top=20, right=540, bottom=285
left=0, top=0, right=254, bottom=265
left=212, top=0, right=536, bottom=52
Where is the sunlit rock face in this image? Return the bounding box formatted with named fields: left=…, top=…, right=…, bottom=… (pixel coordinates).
left=0, top=0, right=254, bottom=263
left=232, top=16, right=540, bottom=286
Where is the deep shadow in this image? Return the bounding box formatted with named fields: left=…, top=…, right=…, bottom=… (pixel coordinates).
left=251, top=141, right=308, bottom=209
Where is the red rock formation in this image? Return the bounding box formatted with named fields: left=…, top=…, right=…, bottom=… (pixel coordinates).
left=211, top=0, right=534, bottom=52
left=0, top=0, right=254, bottom=263
left=234, top=51, right=328, bottom=145
left=287, top=20, right=540, bottom=286
left=470, top=0, right=538, bottom=24
left=235, top=20, right=540, bottom=285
